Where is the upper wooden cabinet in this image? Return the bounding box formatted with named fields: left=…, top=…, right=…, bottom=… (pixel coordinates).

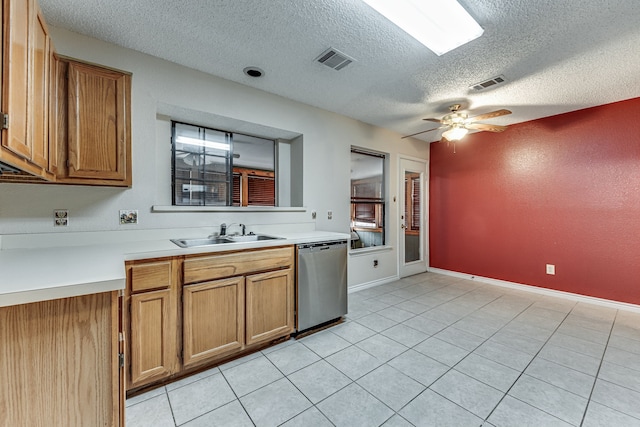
left=0, top=0, right=54, bottom=179
left=0, top=0, right=132, bottom=186
left=29, top=5, right=51, bottom=171
left=52, top=57, right=132, bottom=186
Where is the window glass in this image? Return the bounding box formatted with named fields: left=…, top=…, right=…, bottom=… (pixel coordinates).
left=172, top=121, right=276, bottom=207
left=350, top=148, right=386, bottom=249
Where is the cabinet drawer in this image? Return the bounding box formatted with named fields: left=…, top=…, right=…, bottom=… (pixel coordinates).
left=130, top=261, right=172, bottom=293
left=184, top=246, right=294, bottom=284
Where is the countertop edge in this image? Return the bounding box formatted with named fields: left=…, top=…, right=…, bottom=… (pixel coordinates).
left=0, top=278, right=126, bottom=308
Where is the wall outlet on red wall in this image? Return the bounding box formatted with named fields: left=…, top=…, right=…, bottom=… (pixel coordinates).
left=546, top=264, right=556, bottom=275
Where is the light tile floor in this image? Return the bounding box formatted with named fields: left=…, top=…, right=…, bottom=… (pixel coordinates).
left=126, top=272, right=640, bottom=427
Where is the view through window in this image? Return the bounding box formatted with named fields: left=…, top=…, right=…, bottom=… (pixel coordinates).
left=172, top=122, right=276, bottom=206
left=350, top=148, right=386, bottom=249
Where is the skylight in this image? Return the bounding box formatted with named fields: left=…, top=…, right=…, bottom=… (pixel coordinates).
left=361, top=0, right=484, bottom=55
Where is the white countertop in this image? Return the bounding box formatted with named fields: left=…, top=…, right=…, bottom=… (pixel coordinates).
left=0, top=230, right=349, bottom=307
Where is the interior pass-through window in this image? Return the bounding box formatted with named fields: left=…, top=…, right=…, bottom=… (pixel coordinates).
left=172, top=121, right=276, bottom=207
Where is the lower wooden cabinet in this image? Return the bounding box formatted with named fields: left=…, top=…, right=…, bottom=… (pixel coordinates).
left=0, top=291, right=124, bottom=426
left=129, top=288, right=177, bottom=387
left=126, top=259, right=179, bottom=390
left=246, top=268, right=294, bottom=346
left=126, top=246, right=295, bottom=392
left=183, top=276, right=245, bottom=368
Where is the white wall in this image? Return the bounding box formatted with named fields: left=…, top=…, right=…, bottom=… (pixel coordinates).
left=0, top=28, right=430, bottom=287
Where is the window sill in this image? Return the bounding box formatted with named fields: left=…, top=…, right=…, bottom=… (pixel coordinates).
left=152, top=205, right=307, bottom=213
left=349, top=245, right=393, bottom=257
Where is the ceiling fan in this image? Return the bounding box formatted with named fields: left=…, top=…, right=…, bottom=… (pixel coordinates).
left=402, top=104, right=512, bottom=141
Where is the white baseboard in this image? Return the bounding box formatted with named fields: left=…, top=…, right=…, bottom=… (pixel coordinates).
left=428, top=267, right=640, bottom=314
left=348, top=275, right=400, bottom=293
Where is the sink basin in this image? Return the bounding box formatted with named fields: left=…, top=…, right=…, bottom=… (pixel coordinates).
left=223, top=234, right=282, bottom=242
left=170, top=237, right=230, bottom=248
left=171, top=234, right=282, bottom=248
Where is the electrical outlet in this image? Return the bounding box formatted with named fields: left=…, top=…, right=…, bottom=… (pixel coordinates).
left=373, top=259, right=378, bottom=268
left=53, top=209, right=68, bottom=227
left=120, top=210, right=138, bottom=225
left=546, top=264, right=555, bottom=275
left=327, top=211, right=333, bottom=220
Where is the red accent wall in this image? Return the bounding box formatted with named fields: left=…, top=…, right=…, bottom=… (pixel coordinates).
left=429, top=97, right=640, bottom=305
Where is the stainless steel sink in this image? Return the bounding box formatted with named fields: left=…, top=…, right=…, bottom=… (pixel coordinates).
left=171, top=234, right=282, bottom=248
left=170, top=237, right=230, bottom=248
left=223, top=234, right=282, bottom=243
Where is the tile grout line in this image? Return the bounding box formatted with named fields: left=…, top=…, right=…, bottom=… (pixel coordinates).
left=422, top=300, right=542, bottom=421
left=273, top=356, right=347, bottom=425
left=218, top=357, right=267, bottom=427
left=472, top=301, right=575, bottom=424
left=370, top=289, right=536, bottom=422
left=578, top=308, right=618, bottom=427
left=258, top=344, right=342, bottom=426
left=162, top=385, right=180, bottom=427
left=269, top=339, right=398, bottom=426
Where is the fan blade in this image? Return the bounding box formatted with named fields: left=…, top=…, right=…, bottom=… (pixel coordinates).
left=401, top=126, right=446, bottom=139
left=469, top=109, right=512, bottom=122
left=466, top=123, right=508, bottom=132
left=422, top=118, right=443, bottom=123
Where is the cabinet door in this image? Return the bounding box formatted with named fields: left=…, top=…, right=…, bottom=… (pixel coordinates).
left=183, top=277, right=245, bottom=368
left=129, top=289, right=178, bottom=388
left=0, top=292, right=123, bottom=426
left=67, top=60, right=130, bottom=183
left=27, top=3, right=50, bottom=170
left=245, top=268, right=294, bottom=346
left=2, top=0, right=31, bottom=159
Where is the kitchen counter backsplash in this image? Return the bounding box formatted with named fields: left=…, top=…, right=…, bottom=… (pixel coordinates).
left=0, top=223, right=319, bottom=250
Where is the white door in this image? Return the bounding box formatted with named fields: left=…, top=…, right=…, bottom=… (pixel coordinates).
left=399, top=157, right=428, bottom=277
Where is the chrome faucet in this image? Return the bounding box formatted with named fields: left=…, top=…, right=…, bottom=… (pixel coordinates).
left=219, top=223, right=245, bottom=236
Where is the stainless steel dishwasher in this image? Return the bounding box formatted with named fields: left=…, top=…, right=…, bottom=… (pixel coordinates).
left=296, top=240, right=348, bottom=332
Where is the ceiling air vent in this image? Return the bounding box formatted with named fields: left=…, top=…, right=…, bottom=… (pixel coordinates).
left=315, top=47, right=355, bottom=71
left=470, top=75, right=506, bottom=91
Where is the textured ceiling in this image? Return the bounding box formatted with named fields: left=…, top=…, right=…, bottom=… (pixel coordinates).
left=39, top=0, right=640, bottom=141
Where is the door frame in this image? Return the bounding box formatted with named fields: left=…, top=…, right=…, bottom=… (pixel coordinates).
left=398, top=155, right=429, bottom=278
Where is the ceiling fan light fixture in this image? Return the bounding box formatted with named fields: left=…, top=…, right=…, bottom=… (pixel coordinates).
left=361, top=0, right=484, bottom=55
left=442, top=126, right=469, bottom=141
